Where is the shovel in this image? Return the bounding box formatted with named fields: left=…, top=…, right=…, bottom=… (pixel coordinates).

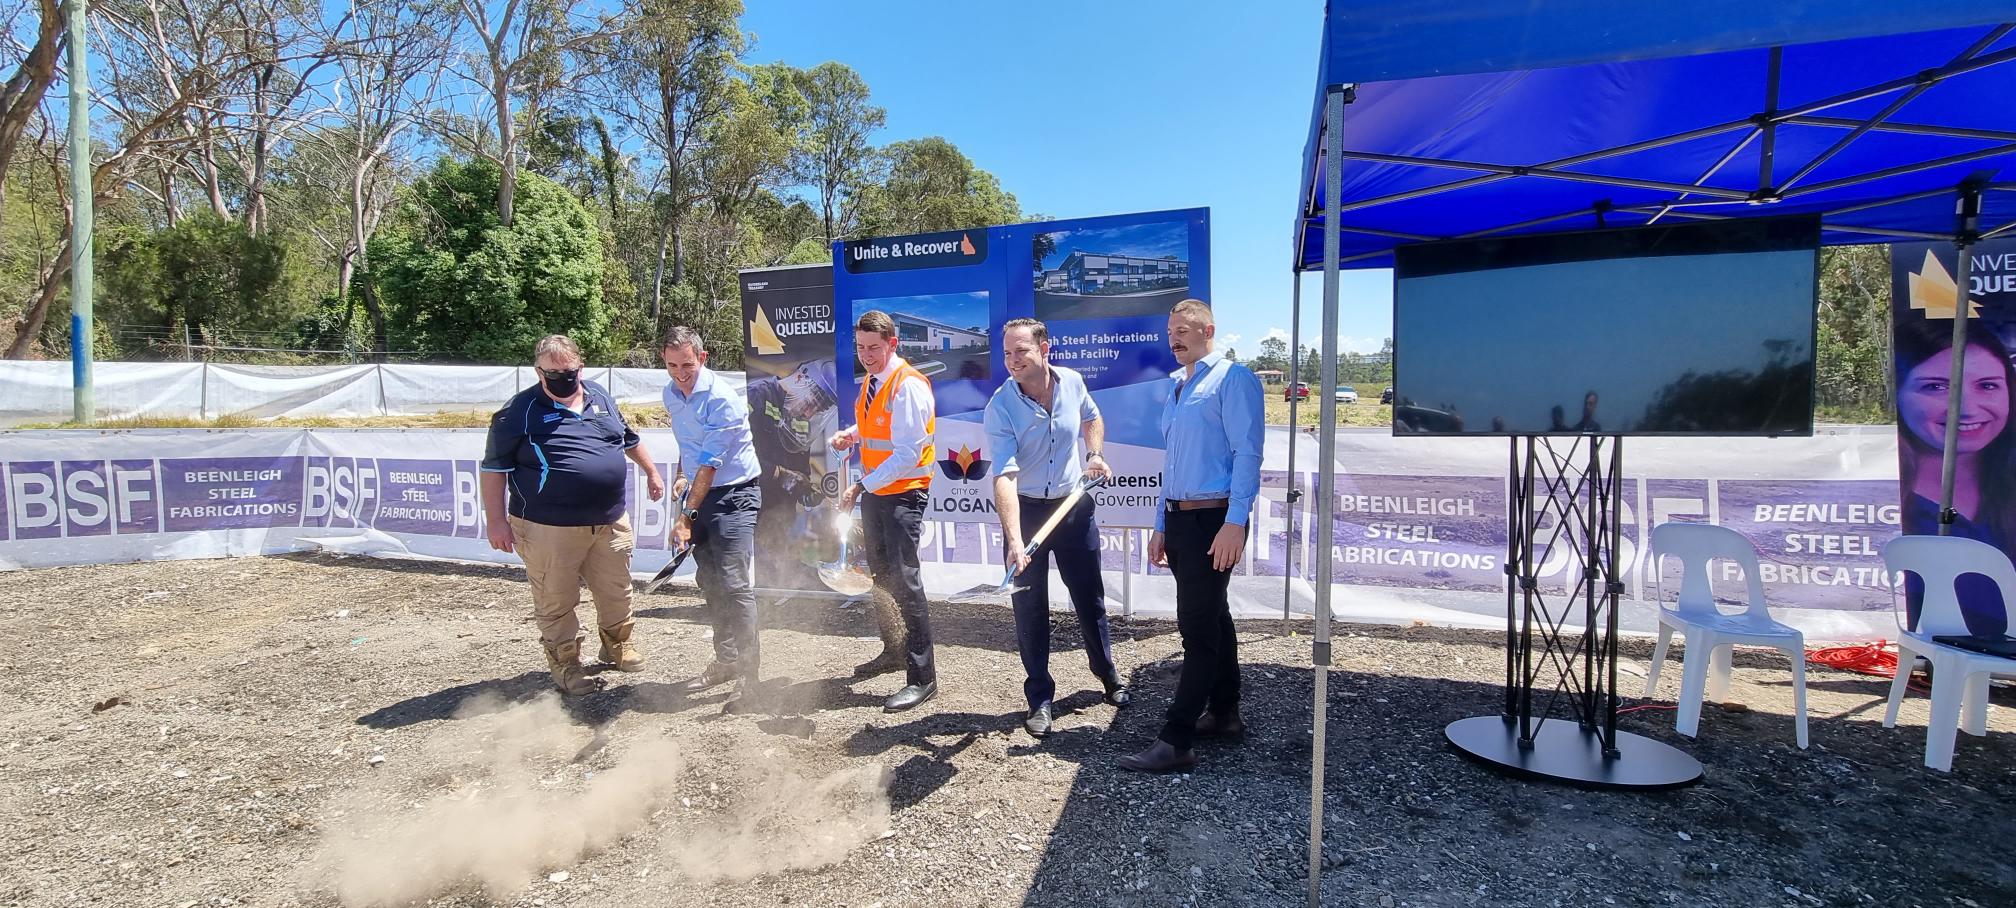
left=817, top=448, right=875, bottom=597
left=948, top=474, right=1110, bottom=604
left=641, top=541, right=693, bottom=595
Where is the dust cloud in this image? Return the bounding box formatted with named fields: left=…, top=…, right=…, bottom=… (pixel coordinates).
left=309, top=692, right=893, bottom=904
left=670, top=762, right=892, bottom=881
left=311, top=693, right=682, bottom=906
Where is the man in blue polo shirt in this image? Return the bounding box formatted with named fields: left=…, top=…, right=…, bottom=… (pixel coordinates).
left=661, top=326, right=765, bottom=710
left=984, top=317, right=1128, bottom=739
left=1119, top=299, right=1264, bottom=774
left=482, top=334, right=667, bottom=696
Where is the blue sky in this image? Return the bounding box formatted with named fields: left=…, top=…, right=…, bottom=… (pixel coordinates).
left=740, top=1, right=1395, bottom=360
left=861, top=292, right=990, bottom=333
left=1037, top=219, right=1188, bottom=274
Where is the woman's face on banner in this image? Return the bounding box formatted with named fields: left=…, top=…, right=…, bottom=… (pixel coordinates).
left=1900, top=343, right=2010, bottom=455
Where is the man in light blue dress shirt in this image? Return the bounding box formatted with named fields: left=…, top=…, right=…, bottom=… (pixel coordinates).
left=662, top=326, right=766, bottom=711
left=984, top=318, right=1130, bottom=739
left=1119, top=300, right=1265, bottom=774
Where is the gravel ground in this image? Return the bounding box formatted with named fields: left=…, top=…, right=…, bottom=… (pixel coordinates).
left=0, top=553, right=2011, bottom=908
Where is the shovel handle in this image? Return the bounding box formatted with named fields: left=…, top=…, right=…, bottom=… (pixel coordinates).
left=1005, top=475, right=1110, bottom=582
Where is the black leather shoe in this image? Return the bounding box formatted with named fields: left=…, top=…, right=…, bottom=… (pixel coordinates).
left=853, top=649, right=905, bottom=677
left=884, top=681, right=937, bottom=712
left=1117, top=740, right=1196, bottom=774
left=1024, top=703, right=1053, bottom=737
left=1101, top=672, right=1131, bottom=708
left=1195, top=709, right=1246, bottom=738
left=683, top=661, right=737, bottom=693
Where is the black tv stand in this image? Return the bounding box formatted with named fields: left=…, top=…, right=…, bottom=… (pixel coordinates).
left=1444, top=435, right=1702, bottom=790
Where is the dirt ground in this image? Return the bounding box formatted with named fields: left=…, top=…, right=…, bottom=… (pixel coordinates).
left=0, top=554, right=2011, bottom=908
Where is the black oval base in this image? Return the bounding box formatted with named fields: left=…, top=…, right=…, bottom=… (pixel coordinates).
left=1445, top=715, right=1703, bottom=791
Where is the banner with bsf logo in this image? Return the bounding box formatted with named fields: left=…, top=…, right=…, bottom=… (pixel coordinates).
left=0, top=429, right=685, bottom=573
left=0, top=425, right=1913, bottom=638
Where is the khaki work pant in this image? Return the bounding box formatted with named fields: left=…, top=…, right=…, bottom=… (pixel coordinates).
left=509, top=515, right=636, bottom=648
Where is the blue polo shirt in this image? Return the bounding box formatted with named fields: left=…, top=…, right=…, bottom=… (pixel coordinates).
left=481, top=380, right=638, bottom=526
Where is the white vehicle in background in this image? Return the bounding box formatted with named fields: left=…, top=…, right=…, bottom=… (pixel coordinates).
left=1334, top=386, right=1359, bottom=404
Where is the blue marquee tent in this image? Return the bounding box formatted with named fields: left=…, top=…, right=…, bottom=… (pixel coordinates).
left=1285, top=4, right=2016, bottom=904
left=1296, top=11, right=2016, bottom=269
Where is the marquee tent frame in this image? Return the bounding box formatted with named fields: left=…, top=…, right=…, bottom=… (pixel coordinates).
left=1285, top=5, right=2016, bottom=904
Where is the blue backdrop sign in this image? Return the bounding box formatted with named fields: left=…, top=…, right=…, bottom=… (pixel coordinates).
left=831, top=208, right=1211, bottom=526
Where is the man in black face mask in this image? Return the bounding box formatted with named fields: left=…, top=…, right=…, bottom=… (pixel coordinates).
left=481, top=334, right=667, bottom=695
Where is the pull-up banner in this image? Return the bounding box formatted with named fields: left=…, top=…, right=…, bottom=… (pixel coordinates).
left=831, top=208, right=1211, bottom=527
left=1891, top=238, right=2016, bottom=634
left=740, top=264, right=843, bottom=593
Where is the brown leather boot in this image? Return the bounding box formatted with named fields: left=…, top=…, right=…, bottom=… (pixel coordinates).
left=543, top=638, right=602, bottom=696
left=596, top=620, right=646, bottom=672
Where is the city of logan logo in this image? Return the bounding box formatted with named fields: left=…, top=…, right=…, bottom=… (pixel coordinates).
left=937, top=444, right=990, bottom=481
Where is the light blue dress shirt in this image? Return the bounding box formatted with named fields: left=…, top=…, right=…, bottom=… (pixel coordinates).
left=1156, top=350, right=1264, bottom=532
left=663, top=366, right=761, bottom=487
left=983, top=365, right=1101, bottom=499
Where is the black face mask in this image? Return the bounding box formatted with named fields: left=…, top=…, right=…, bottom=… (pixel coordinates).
left=541, top=368, right=581, bottom=399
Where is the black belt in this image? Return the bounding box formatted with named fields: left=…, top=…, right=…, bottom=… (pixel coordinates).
left=1167, top=498, right=1230, bottom=512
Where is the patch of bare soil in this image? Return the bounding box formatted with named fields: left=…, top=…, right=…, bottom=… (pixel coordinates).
left=0, top=554, right=2010, bottom=907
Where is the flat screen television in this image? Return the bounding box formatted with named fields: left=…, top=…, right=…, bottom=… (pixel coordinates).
left=1390, top=215, right=1819, bottom=437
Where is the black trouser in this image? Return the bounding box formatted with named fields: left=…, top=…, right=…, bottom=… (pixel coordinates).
left=692, top=481, right=762, bottom=676
left=862, top=488, right=934, bottom=686
left=1159, top=505, right=1239, bottom=750
left=1012, top=494, right=1116, bottom=710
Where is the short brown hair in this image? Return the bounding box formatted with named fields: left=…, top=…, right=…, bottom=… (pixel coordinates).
left=533, top=334, right=582, bottom=366
left=661, top=325, right=705, bottom=354
left=1002, top=317, right=1048, bottom=346
left=1170, top=299, right=1214, bottom=324
left=855, top=310, right=896, bottom=339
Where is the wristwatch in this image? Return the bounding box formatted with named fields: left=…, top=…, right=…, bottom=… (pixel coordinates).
left=679, top=504, right=699, bottom=519
left=1087, top=451, right=1105, bottom=461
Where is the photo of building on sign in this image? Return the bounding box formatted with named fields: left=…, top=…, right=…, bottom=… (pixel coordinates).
left=1033, top=218, right=1193, bottom=321
left=853, top=292, right=992, bottom=384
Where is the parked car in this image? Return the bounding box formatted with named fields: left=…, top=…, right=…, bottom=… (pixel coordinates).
left=1334, top=386, right=1359, bottom=404
left=1283, top=381, right=1311, bottom=401
left=1379, top=387, right=1395, bottom=405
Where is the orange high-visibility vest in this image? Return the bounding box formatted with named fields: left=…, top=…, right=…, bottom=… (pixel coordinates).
left=856, top=360, right=936, bottom=495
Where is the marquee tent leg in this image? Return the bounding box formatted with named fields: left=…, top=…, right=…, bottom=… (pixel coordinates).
left=1307, top=82, right=1348, bottom=908
left=1285, top=274, right=1302, bottom=633
left=1937, top=184, right=1985, bottom=534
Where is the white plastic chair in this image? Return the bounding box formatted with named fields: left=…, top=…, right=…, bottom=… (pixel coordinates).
left=1879, top=535, right=2015, bottom=772
left=1644, top=522, right=1808, bottom=748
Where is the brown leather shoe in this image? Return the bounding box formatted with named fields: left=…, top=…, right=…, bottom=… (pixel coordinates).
left=1117, top=740, right=1196, bottom=774
left=1195, top=709, right=1246, bottom=738
left=683, top=661, right=737, bottom=692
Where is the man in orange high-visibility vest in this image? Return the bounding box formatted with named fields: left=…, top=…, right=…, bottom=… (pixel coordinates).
left=832, top=309, right=941, bottom=712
